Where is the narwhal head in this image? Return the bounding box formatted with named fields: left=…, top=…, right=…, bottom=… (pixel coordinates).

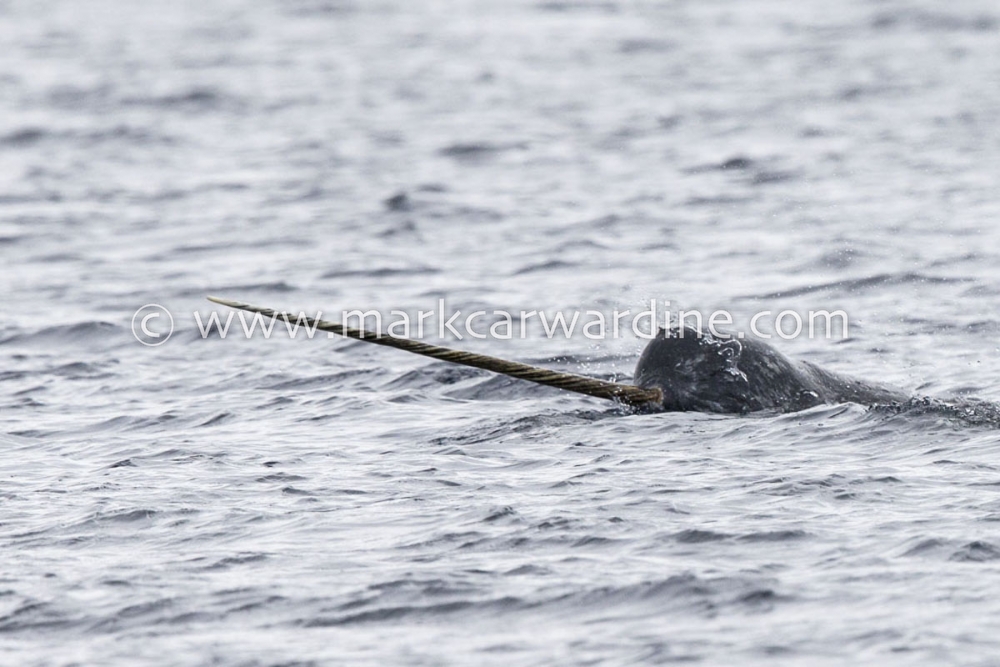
left=633, top=326, right=753, bottom=413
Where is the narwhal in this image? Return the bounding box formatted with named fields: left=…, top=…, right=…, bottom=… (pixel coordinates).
left=206, top=297, right=907, bottom=414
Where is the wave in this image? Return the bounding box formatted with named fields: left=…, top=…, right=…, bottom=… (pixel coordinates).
left=742, top=272, right=969, bottom=299
left=302, top=572, right=783, bottom=627
left=0, top=321, right=120, bottom=347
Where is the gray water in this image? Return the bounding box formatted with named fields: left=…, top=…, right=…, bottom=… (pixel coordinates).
left=3, top=0, right=1000, bottom=664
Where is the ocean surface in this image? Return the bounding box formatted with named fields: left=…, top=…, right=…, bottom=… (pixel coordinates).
left=3, top=0, right=1000, bottom=664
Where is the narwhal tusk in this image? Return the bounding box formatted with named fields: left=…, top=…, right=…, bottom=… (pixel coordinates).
left=206, top=296, right=663, bottom=408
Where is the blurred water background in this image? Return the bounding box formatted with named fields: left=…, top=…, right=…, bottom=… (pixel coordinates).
left=3, top=0, right=1000, bottom=664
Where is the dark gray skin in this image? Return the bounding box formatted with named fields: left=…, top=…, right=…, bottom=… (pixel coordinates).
left=634, top=327, right=908, bottom=413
